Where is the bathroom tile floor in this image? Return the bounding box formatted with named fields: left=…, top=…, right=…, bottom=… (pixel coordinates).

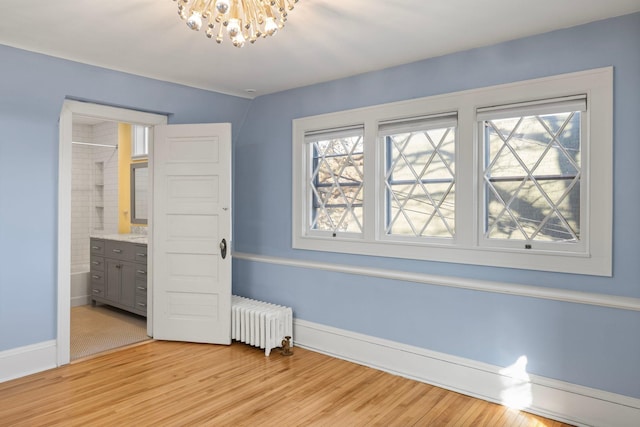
left=70, top=304, right=149, bottom=360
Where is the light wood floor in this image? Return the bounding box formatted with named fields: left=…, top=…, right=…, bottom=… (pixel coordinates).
left=0, top=341, right=572, bottom=426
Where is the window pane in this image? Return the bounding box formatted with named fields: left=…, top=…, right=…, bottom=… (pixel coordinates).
left=132, top=125, right=149, bottom=157
left=384, top=126, right=456, bottom=238
left=309, top=134, right=364, bottom=233
left=483, top=111, right=581, bottom=242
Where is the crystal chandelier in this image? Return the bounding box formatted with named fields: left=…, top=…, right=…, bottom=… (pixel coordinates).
left=175, top=0, right=298, bottom=48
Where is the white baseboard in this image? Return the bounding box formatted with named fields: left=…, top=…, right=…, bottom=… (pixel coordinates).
left=71, top=296, right=90, bottom=307
left=293, top=319, right=640, bottom=427
left=0, top=340, right=57, bottom=383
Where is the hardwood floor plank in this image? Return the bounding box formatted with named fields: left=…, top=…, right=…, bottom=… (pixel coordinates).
left=0, top=341, right=574, bottom=427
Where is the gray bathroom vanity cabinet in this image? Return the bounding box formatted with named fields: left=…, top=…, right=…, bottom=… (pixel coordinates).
left=90, top=237, right=147, bottom=317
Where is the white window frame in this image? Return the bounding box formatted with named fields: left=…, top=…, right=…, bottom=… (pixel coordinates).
left=292, top=67, right=612, bottom=276
left=477, top=96, right=587, bottom=252
left=304, top=125, right=366, bottom=238
left=132, top=124, right=150, bottom=159
left=379, top=112, right=458, bottom=242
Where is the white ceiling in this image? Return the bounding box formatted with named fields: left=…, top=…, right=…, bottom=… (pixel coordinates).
left=1, top=1, right=639, bottom=99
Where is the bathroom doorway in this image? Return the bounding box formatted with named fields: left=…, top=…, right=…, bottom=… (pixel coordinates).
left=69, top=116, right=149, bottom=360
left=58, top=100, right=168, bottom=366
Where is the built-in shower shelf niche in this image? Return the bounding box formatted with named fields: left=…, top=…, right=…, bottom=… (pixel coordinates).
left=93, top=209, right=104, bottom=232
left=93, top=161, right=104, bottom=185
left=93, top=161, right=105, bottom=231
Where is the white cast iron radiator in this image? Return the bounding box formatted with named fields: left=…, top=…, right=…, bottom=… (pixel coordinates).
left=231, top=295, right=293, bottom=356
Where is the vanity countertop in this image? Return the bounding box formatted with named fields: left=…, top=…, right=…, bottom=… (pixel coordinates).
left=91, top=233, right=148, bottom=244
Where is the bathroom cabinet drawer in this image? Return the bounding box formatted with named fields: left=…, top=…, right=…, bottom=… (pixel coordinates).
left=134, top=278, right=147, bottom=316
left=91, top=284, right=105, bottom=298
left=135, top=280, right=147, bottom=295
left=90, top=270, right=105, bottom=285
left=105, top=240, right=136, bottom=261
left=134, top=245, right=147, bottom=264
left=90, top=256, right=105, bottom=271
left=135, top=266, right=147, bottom=280
left=90, top=239, right=105, bottom=255
left=134, top=293, right=147, bottom=315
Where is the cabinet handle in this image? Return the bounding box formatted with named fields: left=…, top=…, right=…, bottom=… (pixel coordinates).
left=93, top=289, right=101, bottom=293
left=136, top=286, right=146, bottom=291
left=112, top=249, right=122, bottom=253
left=92, top=275, right=101, bottom=279
left=92, top=261, right=100, bottom=265
left=91, top=246, right=100, bottom=250
left=136, top=253, right=146, bottom=257
left=137, top=302, right=146, bottom=307
left=137, top=270, right=146, bottom=275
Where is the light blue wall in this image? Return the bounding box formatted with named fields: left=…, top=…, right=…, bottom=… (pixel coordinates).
left=233, top=13, right=640, bottom=398
left=0, top=45, right=251, bottom=350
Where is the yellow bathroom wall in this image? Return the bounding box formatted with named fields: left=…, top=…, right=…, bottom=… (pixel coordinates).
left=118, top=123, right=132, bottom=234
left=118, top=123, right=148, bottom=233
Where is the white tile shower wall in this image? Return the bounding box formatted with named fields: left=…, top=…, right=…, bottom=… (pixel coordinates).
left=70, top=123, right=95, bottom=305
left=92, top=122, right=119, bottom=235
left=73, top=123, right=92, bottom=144
left=71, top=142, right=92, bottom=272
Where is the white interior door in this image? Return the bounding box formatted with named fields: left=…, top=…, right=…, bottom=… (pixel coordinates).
left=153, top=123, right=232, bottom=344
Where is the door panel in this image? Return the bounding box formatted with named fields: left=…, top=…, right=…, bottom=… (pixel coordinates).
left=153, top=123, right=232, bottom=344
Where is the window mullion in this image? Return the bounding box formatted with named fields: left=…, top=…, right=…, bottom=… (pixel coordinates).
left=363, top=118, right=378, bottom=241
left=455, top=106, right=476, bottom=248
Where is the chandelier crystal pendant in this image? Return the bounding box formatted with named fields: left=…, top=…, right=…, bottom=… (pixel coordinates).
left=175, top=0, right=298, bottom=48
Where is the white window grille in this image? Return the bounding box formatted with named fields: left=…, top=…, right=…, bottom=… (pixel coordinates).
left=380, top=113, right=457, bottom=239
left=478, top=96, right=586, bottom=247
left=305, top=126, right=365, bottom=236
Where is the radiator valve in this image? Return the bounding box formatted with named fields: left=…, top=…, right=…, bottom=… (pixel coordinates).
left=281, top=336, right=293, bottom=356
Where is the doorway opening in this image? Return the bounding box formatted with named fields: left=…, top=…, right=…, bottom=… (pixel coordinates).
left=69, top=117, right=149, bottom=360
left=58, top=100, right=167, bottom=366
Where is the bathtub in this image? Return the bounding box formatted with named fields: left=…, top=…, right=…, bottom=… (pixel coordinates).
left=71, top=264, right=91, bottom=307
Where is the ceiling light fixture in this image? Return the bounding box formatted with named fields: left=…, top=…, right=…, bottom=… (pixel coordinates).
left=175, top=0, right=298, bottom=48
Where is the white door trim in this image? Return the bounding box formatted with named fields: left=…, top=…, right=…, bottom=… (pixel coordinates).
left=57, top=100, right=167, bottom=366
